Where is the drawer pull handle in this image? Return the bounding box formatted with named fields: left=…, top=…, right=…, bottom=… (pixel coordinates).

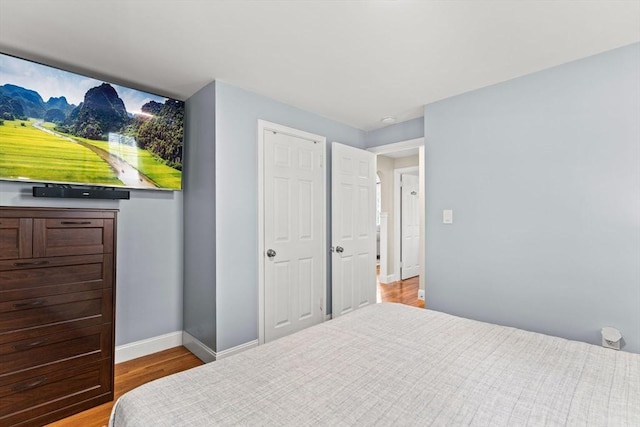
left=13, top=339, right=47, bottom=351
left=12, top=377, right=47, bottom=392
left=13, top=261, right=50, bottom=267
left=13, top=300, right=47, bottom=308
left=61, top=221, right=92, bottom=225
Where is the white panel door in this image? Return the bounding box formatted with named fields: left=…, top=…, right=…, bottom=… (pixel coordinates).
left=401, top=173, right=420, bottom=279
left=264, top=129, right=325, bottom=342
left=331, top=142, right=377, bottom=318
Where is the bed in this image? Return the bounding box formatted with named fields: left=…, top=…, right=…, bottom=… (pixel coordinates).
left=109, top=303, right=640, bottom=426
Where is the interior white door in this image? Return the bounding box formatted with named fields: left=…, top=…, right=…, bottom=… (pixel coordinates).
left=264, top=129, right=325, bottom=342
left=331, top=142, right=377, bottom=318
left=401, top=173, right=420, bottom=279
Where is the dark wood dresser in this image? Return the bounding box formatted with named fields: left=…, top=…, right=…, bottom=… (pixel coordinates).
left=0, top=207, right=117, bottom=426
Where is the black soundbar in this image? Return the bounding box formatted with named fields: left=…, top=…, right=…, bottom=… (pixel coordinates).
left=32, top=186, right=130, bottom=200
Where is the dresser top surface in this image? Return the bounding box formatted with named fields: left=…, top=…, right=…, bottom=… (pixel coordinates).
left=0, top=206, right=119, bottom=218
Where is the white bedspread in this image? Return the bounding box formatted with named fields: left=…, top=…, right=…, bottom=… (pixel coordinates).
left=110, top=303, right=640, bottom=426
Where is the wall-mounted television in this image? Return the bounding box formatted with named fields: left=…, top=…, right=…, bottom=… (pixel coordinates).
left=0, top=52, right=184, bottom=191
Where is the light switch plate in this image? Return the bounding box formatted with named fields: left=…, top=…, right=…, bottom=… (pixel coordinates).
left=443, top=209, right=453, bottom=224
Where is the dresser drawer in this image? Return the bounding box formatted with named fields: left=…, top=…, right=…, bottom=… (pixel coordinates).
left=0, top=289, right=109, bottom=334
left=0, top=218, right=32, bottom=260
left=0, top=218, right=20, bottom=228
left=0, top=315, right=106, bottom=346
left=0, top=323, right=111, bottom=375
left=0, top=254, right=112, bottom=300
left=0, top=253, right=105, bottom=272
left=33, top=218, right=114, bottom=257
left=0, top=288, right=112, bottom=345
left=0, top=358, right=112, bottom=426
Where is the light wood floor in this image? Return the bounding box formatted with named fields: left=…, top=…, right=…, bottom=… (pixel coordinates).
left=377, top=270, right=425, bottom=308
left=46, top=346, right=203, bottom=427
left=48, top=273, right=422, bottom=426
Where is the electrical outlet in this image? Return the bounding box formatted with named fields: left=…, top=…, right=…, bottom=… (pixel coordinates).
left=601, top=327, right=622, bottom=350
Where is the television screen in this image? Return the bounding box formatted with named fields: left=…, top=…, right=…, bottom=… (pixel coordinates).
left=0, top=53, right=184, bottom=190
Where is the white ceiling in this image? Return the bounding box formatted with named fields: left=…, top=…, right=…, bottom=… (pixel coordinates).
left=379, top=148, right=419, bottom=159
left=0, top=1, right=638, bottom=131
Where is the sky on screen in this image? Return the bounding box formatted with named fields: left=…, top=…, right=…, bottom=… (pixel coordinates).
left=0, top=53, right=168, bottom=115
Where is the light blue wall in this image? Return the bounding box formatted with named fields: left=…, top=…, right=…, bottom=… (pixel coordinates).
left=183, top=81, right=217, bottom=350
left=365, top=117, right=424, bottom=148
left=214, top=81, right=365, bottom=351
left=424, top=43, right=640, bottom=352
left=0, top=183, right=184, bottom=346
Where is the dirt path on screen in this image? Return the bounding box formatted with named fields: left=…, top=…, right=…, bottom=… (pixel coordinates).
left=33, top=121, right=158, bottom=188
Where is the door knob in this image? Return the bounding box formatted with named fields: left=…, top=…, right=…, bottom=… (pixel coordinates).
left=266, top=249, right=276, bottom=258
left=335, top=246, right=344, bottom=253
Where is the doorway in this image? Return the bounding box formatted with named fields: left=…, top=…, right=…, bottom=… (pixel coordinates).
left=368, top=138, right=425, bottom=308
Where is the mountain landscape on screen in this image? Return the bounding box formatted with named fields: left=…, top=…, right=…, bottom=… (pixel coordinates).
left=0, top=53, right=185, bottom=190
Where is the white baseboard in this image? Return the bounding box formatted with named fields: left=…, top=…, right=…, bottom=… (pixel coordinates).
left=115, top=331, right=261, bottom=365
left=418, top=289, right=425, bottom=300
left=380, top=273, right=398, bottom=284
left=215, top=339, right=259, bottom=360
left=183, top=331, right=217, bottom=363
left=115, top=331, right=183, bottom=364
left=183, top=332, right=259, bottom=363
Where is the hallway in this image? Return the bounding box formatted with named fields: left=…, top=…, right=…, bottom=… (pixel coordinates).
left=376, top=272, right=424, bottom=308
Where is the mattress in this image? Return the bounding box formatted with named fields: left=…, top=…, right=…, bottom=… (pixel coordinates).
left=109, top=303, right=640, bottom=426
